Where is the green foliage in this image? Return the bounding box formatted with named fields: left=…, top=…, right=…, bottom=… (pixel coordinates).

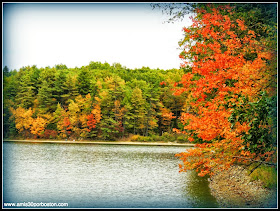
left=15, top=68, right=37, bottom=109
left=77, top=68, right=91, bottom=96
left=38, top=80, right=57, bottom=112
left=231, top=3, right=277, bottom=39
left=55, top=64, right=68, bottom=70
left=248, top=164, right=277, bottom=189
left=53, top=69, right=68, bottom=103
left=229, top=92, right=277, bottom=159
left=3, top=66, right=10, bottom=77
left=61, top=74, right=79, bottom=105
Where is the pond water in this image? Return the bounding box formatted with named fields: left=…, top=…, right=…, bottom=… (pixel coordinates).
left=3, top=142, right=219, bottom=208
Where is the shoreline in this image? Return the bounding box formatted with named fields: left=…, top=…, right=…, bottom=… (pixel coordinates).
left=3, top=139, right=195, bottom=147
left=209, top=165, right=277, bottom=208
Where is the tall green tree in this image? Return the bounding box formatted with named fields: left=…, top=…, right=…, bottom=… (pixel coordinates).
left=60, top=74, right=79, bottom=105
left=98, top=75, right=126, bottom=140
left=53, top=69, right=68, bottom=105
left=36, top=67, right=57, bottom=112
left=3, top=67, right=18, bottom=138
left=3, top=66, right=10, bottom=77
left=15, top=68, right=36, bottom=109
left=130, top=87, right=146, bottom=135
left=37, top=80, right=57, bottom=113
left=77, top=68, right=91, bottom=96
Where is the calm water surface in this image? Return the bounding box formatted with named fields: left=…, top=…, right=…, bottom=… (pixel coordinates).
left=3, top=142, right=218, bottom=208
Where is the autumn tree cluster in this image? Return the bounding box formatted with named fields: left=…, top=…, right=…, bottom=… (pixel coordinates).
left=3, top=62, right=188, bottom=141
left=173, top=3, right=277, bottom=176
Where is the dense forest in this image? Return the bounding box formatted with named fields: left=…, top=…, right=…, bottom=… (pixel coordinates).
left=3, top=62, right=190, bottom=141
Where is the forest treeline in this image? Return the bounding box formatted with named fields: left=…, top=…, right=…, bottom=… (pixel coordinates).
left=3, top=62, right=190, bottom=141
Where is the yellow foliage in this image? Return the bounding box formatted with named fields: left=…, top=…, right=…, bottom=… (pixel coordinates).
left=91, top=103, right=102, bottom=123
left=30, top=117, right=47, bottom=136
left=130, top=135, right=140, bottom=142
left=10, top=107, right=34, bottom=132
left=68, top=100, right=80, bottom=114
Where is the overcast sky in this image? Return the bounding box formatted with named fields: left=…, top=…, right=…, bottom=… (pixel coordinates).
left=3, top=3, right=191, bottom=71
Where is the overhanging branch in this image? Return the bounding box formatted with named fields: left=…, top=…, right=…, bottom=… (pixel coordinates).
left=233, top=156, right=277, bottom=166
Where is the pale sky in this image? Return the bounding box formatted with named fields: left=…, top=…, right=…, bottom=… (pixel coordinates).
left=3, top=3, right=191, bottom=71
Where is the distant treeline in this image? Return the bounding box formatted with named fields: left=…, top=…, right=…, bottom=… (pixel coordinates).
left=3, top=62, right=190, bottom=141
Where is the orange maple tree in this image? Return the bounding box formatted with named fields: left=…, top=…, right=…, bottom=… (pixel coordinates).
left=159, top=106, right=176, bottom=132
left=174, top=4, right=275, bottom=176
left=87, top=98, right=102, bottom=131
left=55, top=107, right=72, bottom=138
left=30, top=117, right=47, bottom=137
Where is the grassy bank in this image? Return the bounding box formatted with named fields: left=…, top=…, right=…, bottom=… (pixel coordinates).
left=248, top=164, right=277, bottom=189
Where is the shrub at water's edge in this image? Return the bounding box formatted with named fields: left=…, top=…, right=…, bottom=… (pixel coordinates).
left=130, top=133, right=191, bottom=143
